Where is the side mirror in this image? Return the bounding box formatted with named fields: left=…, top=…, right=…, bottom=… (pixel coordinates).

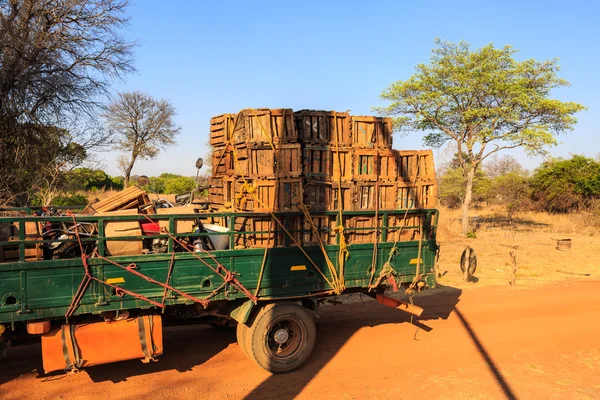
left=137, top=175, right=150, bottom=187
left=195, top=158, right=204, bottom=170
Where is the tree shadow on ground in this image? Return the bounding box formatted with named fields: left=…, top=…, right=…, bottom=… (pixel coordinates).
left=479, top=216, right=549, bottom=229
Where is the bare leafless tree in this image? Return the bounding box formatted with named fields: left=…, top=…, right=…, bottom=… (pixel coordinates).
left=0, top=0, right=136, bottom=205
left=485, top=155, right=526, bottom=179
left=104, top=91, right=181, bottom=187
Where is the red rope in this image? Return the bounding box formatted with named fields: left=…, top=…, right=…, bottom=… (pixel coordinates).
left=65, top=214, right=259, bottom=318
left=141, top=214, right=257, bottom=303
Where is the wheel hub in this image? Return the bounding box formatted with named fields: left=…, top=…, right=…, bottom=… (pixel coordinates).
left=273, top=328, right=289, bottom=344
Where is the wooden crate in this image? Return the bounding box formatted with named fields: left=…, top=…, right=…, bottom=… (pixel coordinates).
left=0, top=238, right=43, bottom=262
left=418, top=179, right=438, bottom=208
left=354, top=181, right=397, bottom=210
left=304, top=145, right=331, bottom=180
left=208, top=193, right=225, bottom=205
left=387, top=214, right=423, bottom=242
left=397, top=184, right=418, bottom=209
left=353, top=149, right=378, bottom=181
left=232, top=215, right=302, bottom=248
left=331, top=182, right=354, bottom=211
left=397, top=180, right=437, bottom=209
left=397, top=150, right=436, bottom=181
left=303, top=214, right=338, bottom=246
left=208, top=177, right=223, bottom=195
left=345, top=215, right=381, bottom=244
left=331, top=147, right=353, bottom=181
left=304, top=181, right=354, bottom=211
left=294, top=110, right=351, bottom=145
left=397, top=150, right=418, bottom=180
left=234, top=178, right=303, bottom=212
left=209, top=114, right=235, bottom=147
left=417, top=150, right=436, bottom=179
left=378, top=150, right=398, bottom=181
left=304, top=180, right=329, bottom=211
left=233, top=144, right=302, bottom=178
left=236, top=108, right=297, bottom=145
left=351, top=116, right=393, bottom=149
left=212, top=148, right=232, bottom=176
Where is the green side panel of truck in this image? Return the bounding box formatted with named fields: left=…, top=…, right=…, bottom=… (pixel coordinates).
left=0, top=209, right=438, bottom=324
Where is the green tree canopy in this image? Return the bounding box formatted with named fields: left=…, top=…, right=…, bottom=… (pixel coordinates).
left=379, top=39, right=585, bottom=235
left=531, top=155, right=600, bottom=212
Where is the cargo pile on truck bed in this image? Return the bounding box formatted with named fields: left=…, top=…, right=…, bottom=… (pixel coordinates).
left=208, top=108, right=436, bottom=248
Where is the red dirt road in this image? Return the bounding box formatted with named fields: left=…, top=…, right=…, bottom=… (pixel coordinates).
left=1, top=281, right=599, bottom=400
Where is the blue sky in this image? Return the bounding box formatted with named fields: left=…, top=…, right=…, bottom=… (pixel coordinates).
left=105, top=0, right=600, bottom=176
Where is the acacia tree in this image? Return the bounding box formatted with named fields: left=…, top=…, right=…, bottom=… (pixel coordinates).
left=105, top=91, right=181, bottom=186
left=379, top=39, right=585, bottom=236
left=0, top=0, right=135, bottom=204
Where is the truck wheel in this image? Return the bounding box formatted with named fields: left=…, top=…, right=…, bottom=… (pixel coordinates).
left=236, top=320, right=250, bottom=358
left=244, top=302, right=316, bottom=373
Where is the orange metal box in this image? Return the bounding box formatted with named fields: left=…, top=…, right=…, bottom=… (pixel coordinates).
left=41, top=315, right=163, bottom=373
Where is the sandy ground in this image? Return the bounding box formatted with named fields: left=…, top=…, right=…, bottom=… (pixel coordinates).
left=1, top=280, right=599, bottom=400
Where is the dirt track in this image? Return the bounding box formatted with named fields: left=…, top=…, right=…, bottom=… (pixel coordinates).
left=1, top=280, right=599, bottom=400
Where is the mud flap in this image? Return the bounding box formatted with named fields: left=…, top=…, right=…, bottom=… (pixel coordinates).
left=230, top=300, right=254, bottom=325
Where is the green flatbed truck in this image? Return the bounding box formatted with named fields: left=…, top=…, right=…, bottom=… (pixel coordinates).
left=0, top=208, right=438, bottom=373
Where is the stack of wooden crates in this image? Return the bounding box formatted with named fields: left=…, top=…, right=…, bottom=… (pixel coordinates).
left=208, top=108, right=436, bottom=248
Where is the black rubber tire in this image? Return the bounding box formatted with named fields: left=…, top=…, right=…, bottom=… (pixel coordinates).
left=244, top=302, right=316, bottom=373
left=236, top=319, right=250, bottom=358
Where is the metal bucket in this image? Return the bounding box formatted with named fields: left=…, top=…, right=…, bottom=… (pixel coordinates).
left=202, top=223, right=230, bottom=250
left=556, top=239, right=571, bottom=251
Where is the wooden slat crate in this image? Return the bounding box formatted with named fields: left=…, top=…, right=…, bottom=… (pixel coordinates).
left=417, top=150, right=436, bottom=179
left=387, top=214, right=423, bottom=242
left=233, top=144, right=302, bottom=178
left=212, top=148, right=232, bottom=176
left=304, top=145, right=331, bottom=180
left=83, top=186, right=152, bottom=214
left=331, top=182, right=355, bottom=211
left=304, top=181, right=355, bottom=211
left=418, top=179, right=438, bottom=208
left=397, top=150, right=436, bottom=181
left=331, top=147, right=353, bottom=181
left=0, top=238, right=43, bottom=262
left=353, top=149, right=378, bottom=181
left=351, top=116, right=393, bottom=149
left=303, top=214, right=338, bottom=246
left=234, top=179, right=303, bottom=212
left=294, top=110, right=351, bottom=145
left=397, top=179, right=437, bottom=209
left=378, top=150, right=398, bottom=181
left=208, top=193, right=225, bottom=205
left=232, top=215, right=302, bottom=248
left=236, top=108, right=297, bottom=145
left=345, top=215, right=381, bottom=244
left=354, top=182, right=397, bottom=210
left=397, top=184, right=418, bottom=209
left=209, top=114, right=235, bottom=147
left=208, top=177, right=223, bottom=194
left=304, top=180, right=329, bottom=211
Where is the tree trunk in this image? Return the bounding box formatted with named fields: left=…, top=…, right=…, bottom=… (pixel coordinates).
left=123, top=157, right=136, bottom=188
left=461, top=167, right=475, bottom=237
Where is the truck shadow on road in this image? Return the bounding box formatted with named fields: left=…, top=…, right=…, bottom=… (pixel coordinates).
left=0, top=323, right=237, bottom=385
left=243, top=286, right=463, bottom=400
left=84, top=323, right=237, bottom=383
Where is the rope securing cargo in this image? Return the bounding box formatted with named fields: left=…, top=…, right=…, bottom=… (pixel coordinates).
left=65, top=213, right=260, bottom=318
